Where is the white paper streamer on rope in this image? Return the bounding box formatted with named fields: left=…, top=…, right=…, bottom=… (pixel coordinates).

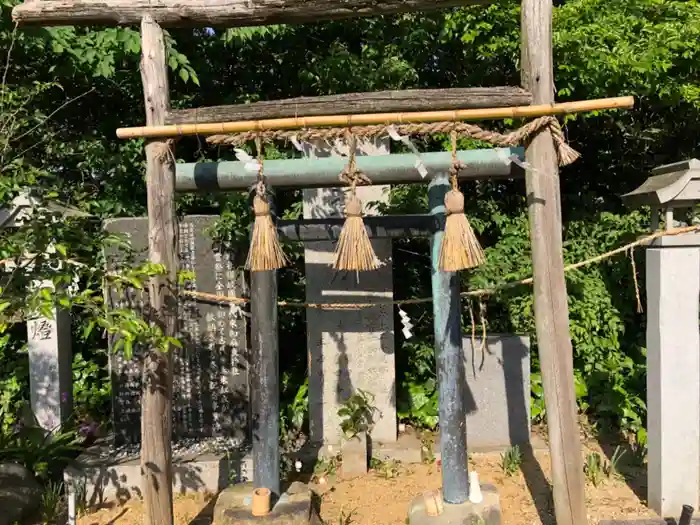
left=234, top=148, right=261, bottom=172
left=398, top=305, right=413, bottom=339
left=496, top=147, right=546, bottom=176
left=290, top=135, right=304, bottom=152
left=386, top=125, right=428, bottom=178
left=229, top=302, right=250, bottom=318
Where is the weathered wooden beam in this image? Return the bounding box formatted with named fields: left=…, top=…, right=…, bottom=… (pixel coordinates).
left=521, top=1, right=587, bottom=525
left=166, top=88, right=533, bottom=125
left=176, top=148, right=524, bottom=193
left=11, top=0, right=490, bottom=28
left=139, top=14, right=176, bottom=525
left=277, top=215, right=436, bottom=241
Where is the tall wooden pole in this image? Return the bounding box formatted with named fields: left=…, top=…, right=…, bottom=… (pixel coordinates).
left=140, top=14, right=176, bottom=525
left=521, top=1, right=587, bottom=525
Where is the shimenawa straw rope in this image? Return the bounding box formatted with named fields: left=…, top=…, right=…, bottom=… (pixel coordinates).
left=332, top=131, right=379, bottom=272
left=438, top=130, right=485, bottom=272
left=244, top=135, right=288, bottom=272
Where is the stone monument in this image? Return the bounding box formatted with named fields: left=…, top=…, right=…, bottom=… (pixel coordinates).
left=301, top=138, right=397, bottom=447
left=104, top=215, right=249, bottom=445
left=463, top=334, right=531, bottom=451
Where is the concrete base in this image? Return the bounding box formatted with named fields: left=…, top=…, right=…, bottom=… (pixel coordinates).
left=341, top=433, right=368, bottom=477
left=304, top=429, right=423, bottom=466
left=214, top=482, right=321, bottom=525
left=408, top=485, right=501, bottom=525
left=63, top=440, right=252, bottom=506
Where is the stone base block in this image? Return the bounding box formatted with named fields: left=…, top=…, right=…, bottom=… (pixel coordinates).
left=63, top=440, right=252, bottom=506
left=341, top=433, right=368, bottom=477
left=304, top=429, right=423, bottom=466
left=214, top=482, right=321, bottom=525
left=408, top=485, right=501, bottom=525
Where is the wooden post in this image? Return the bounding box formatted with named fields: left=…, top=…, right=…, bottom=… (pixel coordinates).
left=428, top=173, right=469, bottom=504
left=140, top=14, right=176, bottom=525
left=521, top=1, right=587, bottom=525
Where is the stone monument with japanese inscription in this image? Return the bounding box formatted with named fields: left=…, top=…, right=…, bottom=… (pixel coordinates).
left=104, top=215, right=249, bottom=445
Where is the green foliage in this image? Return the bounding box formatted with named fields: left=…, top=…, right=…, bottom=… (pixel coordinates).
left=369, top=457, right=403, bottom=479
left=500, top=445, right=523, bottom=477
left=2, top=0, right=698, bottom=469
left=338, top=390, right=378, bottom=439
left=0, top=422, right=82, bottom=481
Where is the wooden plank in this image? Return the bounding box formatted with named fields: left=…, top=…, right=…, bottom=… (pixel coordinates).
left=11, top=0, right=490, bottom=28
left=140, top=14, right=176, bottom=525
left=165, top=88, right=533, bottom=125
left=520, top=1, right=588, bottom=525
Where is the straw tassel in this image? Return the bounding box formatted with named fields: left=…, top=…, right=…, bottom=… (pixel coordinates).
left=438, top=131, right=485, bottom=272
left=245, top=137, right=288, bottom=272
left=332, top=132, right=379, bottom=272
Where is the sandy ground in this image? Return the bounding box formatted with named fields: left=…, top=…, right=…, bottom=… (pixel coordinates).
left=76, top=440, right=657, bottom=525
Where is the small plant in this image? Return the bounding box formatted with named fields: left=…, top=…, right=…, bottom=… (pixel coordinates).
left=584, top=452, right=604, bottom=487
left=314, top=453, right=342, bottom=481
left=604, top=445, right=626, bottom=480
left=338, top=507, right=358, bottom=525
left=369, top=457, right=402, bottom=479
left=74, top=477, right=88, bottom=517
left=40, top=481, right=65, bottom=524
left=420, top=432, right=435, bottom=464
left=500, top=445, right=523, bottom=477
left=338, top=390, right=378, bottom=439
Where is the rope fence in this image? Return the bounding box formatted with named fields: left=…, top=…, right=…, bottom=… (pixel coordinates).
left=181, top=224, right=700, bottom=310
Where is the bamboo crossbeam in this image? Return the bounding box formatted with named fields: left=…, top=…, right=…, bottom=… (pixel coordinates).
left=116, top=96, right=634, bottom=139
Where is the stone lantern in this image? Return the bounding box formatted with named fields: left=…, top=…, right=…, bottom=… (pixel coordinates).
left=0, top=191, right=91, bottom=433
left=622, top=159, right=700, bottom=518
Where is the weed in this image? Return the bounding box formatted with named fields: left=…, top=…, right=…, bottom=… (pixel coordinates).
left=40, top=481, right=65, bottom=524
left=314, top=453, right=342, bottom=481
left=369, top=457, right=402, bottom=479
left=604, top=445, right=626, bottom=480
left=419, top=433, right=435, bottom=464
left=500, top=445, right=522, bottom=477
left=338, top=507, right=358, bottom=525
left=583, top=452, right=604, bottom=487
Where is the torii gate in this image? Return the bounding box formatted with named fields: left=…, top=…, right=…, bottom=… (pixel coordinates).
left=10, top=0, right=633, bottom=524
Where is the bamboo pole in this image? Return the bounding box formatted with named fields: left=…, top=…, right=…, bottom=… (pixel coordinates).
left=116, top=96, right=634, bottom=139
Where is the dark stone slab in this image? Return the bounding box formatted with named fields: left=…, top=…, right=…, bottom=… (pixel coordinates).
left=0, top=462, right=42, bottom=525
left=104, top=215, right=249, bottom=445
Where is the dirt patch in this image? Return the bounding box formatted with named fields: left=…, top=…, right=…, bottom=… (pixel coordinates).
left=76, top=442, right=656, bottom=525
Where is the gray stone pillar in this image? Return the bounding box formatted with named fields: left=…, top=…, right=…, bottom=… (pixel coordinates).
left=646, top=241, right=700, bottom=516
left=302, top=138, right=397, bottom=446
left=27, top=283, right=73, bottom=432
